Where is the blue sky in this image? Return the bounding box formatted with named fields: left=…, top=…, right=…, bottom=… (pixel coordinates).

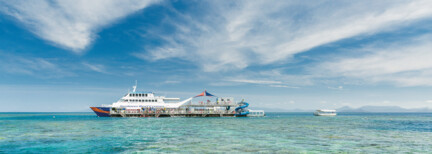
left=1, top=0, right=432, bottom=112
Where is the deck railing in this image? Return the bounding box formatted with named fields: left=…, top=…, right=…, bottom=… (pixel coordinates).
left=111, top=108, right=236, bottom=115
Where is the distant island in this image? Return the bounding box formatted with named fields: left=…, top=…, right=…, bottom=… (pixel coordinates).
left=255, top=106, right=432, bottom=112
left=337, top=106, right=432, bottom=113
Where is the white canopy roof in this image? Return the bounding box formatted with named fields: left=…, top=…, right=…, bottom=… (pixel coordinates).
left=316, top=109, right=336, bottom=112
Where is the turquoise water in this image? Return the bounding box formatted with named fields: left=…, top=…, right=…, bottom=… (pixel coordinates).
left=1, top=112, right=431, bottom=153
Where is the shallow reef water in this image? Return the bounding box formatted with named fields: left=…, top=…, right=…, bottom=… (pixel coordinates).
left=1, top=112, right=431, bottom=153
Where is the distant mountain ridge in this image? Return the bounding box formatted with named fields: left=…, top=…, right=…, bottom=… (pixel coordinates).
left=249, top=107, right=314, bottom=112
left=254, top=105, right=432, bottom=112
left=337, top=105, right=432, bottom=112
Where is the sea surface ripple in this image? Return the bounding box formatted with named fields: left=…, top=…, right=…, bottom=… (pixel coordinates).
left=1, top=112, right=431, bottom=153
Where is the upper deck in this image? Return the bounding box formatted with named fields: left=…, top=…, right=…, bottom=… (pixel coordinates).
left=117, top=91, right=180, bottom=103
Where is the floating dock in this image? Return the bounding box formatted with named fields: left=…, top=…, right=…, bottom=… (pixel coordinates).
left=109, top=104, right=239, bottom=117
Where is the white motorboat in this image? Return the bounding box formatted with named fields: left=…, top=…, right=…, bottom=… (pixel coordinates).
left=313, top=109, right=337, bottom=116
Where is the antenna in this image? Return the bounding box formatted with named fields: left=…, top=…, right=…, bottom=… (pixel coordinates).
left=132, top=80, right=137, bottom=92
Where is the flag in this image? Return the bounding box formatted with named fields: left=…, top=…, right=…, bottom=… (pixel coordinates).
left=194, top=90, right=215, bottom=97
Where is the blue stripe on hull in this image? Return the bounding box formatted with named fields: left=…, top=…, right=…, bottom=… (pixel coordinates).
left=90, top=107, right=111, bottom=117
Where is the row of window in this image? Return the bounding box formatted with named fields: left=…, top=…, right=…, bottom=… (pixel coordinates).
left=123, top=99, right=157, bottom=102
left=250, top=112, right=264, bottom=115
left=129, top=93, right=148, bottom=97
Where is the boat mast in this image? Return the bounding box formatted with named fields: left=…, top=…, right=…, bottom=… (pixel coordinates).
left=132, top=80, right=137, bottom=92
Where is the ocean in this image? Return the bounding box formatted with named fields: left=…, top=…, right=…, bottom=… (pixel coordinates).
left=1, top=112, right=431, bottom=153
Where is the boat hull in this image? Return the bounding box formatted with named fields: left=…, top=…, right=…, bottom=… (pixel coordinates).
left=90, top=107, right=111, bottom=117
left=313, top=112, right=337, bottom=116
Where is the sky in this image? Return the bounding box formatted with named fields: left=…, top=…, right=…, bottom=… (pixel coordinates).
left=1, top=0, right=432, bottom=112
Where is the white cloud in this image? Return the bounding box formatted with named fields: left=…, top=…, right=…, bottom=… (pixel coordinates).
left=0, top=52, right=73, bottom=78
left=269, top=85, right=299, bottom=89
left=82, top=62, right=107, bottom=73
left=226, top=78, right=303, bottom=88
left=316, top=36, right=432, bottom=86
left=164, top=80, right=180, bottom=84
left=328, top=86, right=344, bottom=90
left=140, top=0, right=432, bottom=72
left=227, top=79, right=282, bottom=84
left=426, top=100, right=432, bottom=103
left=0, top=0, right=158, bottom=52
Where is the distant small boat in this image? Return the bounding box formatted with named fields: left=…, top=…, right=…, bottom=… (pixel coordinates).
left=314, top=109, right=337, bottom=116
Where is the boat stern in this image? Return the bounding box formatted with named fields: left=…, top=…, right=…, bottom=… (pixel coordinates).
left=90, top=107, right=111, bottom=117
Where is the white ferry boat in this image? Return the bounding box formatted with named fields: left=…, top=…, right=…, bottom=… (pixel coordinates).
left=90, top=83, right=258, bottom=117
left=313, top=109, right=337, bottom=116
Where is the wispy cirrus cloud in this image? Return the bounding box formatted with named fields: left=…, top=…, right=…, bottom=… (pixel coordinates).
left=82, top=62, right=107, bottom=74
left=222, top=69, right=312, bottom=88
left=139, top=0, right=432, bottom=72
left=0, top=0, right=158, bottom=52
left=0, top=52, right=73, bottom=78
left=227, top=79, right=282, bottom=85
left=315, top=35, right=432, bottom=87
